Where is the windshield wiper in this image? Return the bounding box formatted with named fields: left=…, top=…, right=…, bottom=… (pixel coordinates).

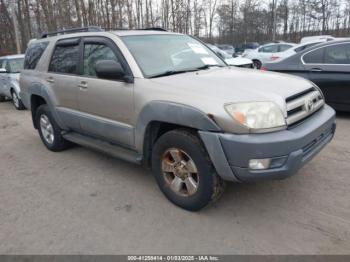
left=195, top=64, right=224, bottom=70
left=150, top=65, right=224, bottom=78
left=150, top=69, right=198, bottom=78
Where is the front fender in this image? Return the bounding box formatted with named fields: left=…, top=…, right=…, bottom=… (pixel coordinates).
left=135, top=101, right=222, bottom=151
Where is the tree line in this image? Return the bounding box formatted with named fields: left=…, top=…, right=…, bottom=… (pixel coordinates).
left=1, top=0, right=350, bottom=54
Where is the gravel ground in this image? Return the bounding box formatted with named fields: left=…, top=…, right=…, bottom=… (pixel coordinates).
left=0, top=101, right=350, bottom=255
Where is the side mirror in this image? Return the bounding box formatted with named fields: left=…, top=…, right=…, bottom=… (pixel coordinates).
left=95, top=60, right=127, bottom=81
left=0, top=68, right=7, bottom=73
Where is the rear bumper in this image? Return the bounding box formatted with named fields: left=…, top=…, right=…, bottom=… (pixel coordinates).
left=199, top=105, right=336, bottom=182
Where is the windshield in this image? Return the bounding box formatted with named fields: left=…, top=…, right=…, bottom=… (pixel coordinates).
left=7, top=58, right=24, bottom=73
left=122, top=34, right=226, bottom=78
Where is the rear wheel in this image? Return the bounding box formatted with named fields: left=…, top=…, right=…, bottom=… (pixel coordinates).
left=35, top=104, right=70, bottom=152
left=0, top=95, right=6, bottom=102
left=11, top=90, right=25, bottom=110
left=152, top=129, right=225, bottom=211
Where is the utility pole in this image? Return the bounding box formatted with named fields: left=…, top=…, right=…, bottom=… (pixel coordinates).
left=272, top=0, right=277, bottom=41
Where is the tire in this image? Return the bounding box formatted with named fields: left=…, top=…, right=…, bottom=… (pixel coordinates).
left=35, top=104, right=70, bottom=152
left=152, top=129, right=225, bottom=211
left=253, top=60, right=262, bottom=69
left=11, top=90, right=25, bottom=110
left=0, top=95, right=6, bottom=102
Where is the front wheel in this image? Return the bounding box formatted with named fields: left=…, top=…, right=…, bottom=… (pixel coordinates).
left=253, top=60, right=262, bottom=69
left=11, top=91, right=25, bottom=110
left=152, top=129, right=225, bottom=211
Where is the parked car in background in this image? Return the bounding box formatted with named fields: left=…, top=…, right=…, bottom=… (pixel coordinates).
left=207, top=44, right=253, bottom=68
left=234, top=42, right=260, bottom=56
left=262, top=39, right=350, bottom=112
left=300, top=35, right=335, bottom=44
left=260, top=40, right=326, bottom=63
left=242, top=42, right=296, bottom=69
left=216, top=44, right=235, bottom=56
left=0, top=54, right=25, bottom=110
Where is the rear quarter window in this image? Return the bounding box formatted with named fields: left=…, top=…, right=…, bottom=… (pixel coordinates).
left=24, top=42, right=49, bottom=70
left=48, top=44, right=80, bottom=74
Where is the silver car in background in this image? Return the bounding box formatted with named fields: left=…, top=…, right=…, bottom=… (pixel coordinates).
left=0, top=54, right=26, bottom=110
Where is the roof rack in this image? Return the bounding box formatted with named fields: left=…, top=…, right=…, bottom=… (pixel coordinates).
left=102, top=27, right=167, bottom=32
left=140, top=27, right=167, bottom=31
left=41, top=26, right=104, bottom=38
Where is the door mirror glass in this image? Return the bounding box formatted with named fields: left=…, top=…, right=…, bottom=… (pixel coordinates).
left=95, top=60, right=125, bottom=80
left=0, top=68, right=7, bottom=73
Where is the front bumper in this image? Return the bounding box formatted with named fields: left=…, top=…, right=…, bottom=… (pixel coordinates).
left=199, top=105, right=336, bottom=182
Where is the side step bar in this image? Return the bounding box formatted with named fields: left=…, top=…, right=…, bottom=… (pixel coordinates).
left=62, top=132, right=142, bottom=165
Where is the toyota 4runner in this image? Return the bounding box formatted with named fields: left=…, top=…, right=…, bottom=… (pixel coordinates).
left=20, top=27, right=336, bottom=211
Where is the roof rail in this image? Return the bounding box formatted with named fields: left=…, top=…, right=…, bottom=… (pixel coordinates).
left=140, top=27, right=167, bottom=31
left=41, top=26, right=104, bottom=38
left=103, top=27, right=167, bottom=32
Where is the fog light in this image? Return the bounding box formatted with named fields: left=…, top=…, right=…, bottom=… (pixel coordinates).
left=249, top=159, right=271, bottom=170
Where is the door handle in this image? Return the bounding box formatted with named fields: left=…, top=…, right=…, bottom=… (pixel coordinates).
left=310, top=68, right=323, bottom=72
left=78, top=81, right=88, bottom=90
left=46, top=77, right=54, bottom=83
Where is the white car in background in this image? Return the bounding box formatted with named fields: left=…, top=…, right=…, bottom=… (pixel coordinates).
left=0, top=54, right=26, bottom=110
left=207, top=44, right=253, bottom=68
left=300, top=35, right=335, bottom=43
left=264, top=40, right=328, bottom=63
left=216, top=44, right=235, bottom=56
left=242, top=43, right=296, bottom=69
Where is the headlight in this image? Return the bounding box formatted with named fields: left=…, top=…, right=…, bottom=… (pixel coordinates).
left=225, top=102, right=286, bottom=130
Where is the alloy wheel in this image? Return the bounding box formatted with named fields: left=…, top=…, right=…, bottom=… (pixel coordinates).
left=40, top=114, right=55, bottom=144
left=161, top=148, right=199, bottom=197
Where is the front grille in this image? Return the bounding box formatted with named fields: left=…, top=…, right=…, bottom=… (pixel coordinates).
left=286, top=87, right=325, bottom=127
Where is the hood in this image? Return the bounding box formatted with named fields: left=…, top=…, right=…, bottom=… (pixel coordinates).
left=225, top=57, right=252, bottom=66
left=150, top=67, right=314, bottom=110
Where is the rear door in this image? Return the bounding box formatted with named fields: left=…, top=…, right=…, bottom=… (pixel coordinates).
left=303, top=42, right=350, bottom=108
left=76, top=36, right=134, bottom=147
left=46, top=38, right=81, bottom=131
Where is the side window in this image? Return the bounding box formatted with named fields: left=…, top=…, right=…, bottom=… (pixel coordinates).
left=303, top=47, right=325, bottom=64
left=279, top=44, right=292, bottom=52
left=7, top=58, right=24, bottom=73
left=260, top=45, right=278, bottom=53
left=83, top=43, right=120, bottom=77
left=325, top=43, right=350, bottom=64
left=49, top=44, right=80, bottom=74
left=5, top=60, right=10, bottom=72
left=24, top=42, right=49, bottom=70
left=0, top=59, right=4, bottom=68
